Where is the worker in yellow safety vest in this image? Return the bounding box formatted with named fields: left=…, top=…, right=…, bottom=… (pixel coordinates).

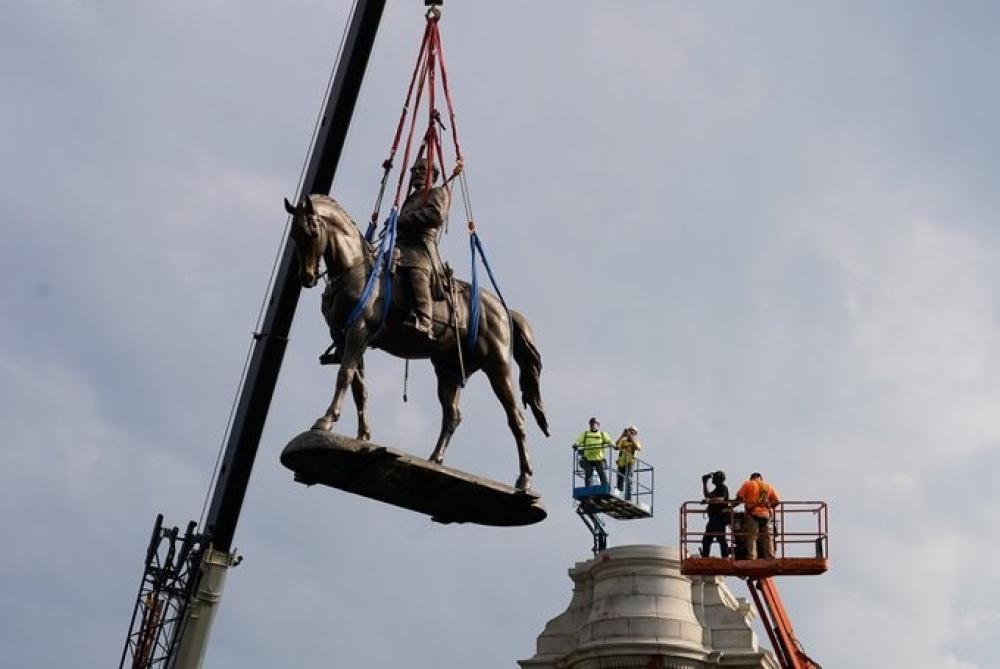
left=736, top=472, right=781, bottom=559
left=573, top=417, right=614, bottom=487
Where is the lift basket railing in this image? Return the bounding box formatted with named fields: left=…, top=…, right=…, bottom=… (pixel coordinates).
left=679, top=500, right=828, bottom=561
left=571, top=448, right=654, bottom=514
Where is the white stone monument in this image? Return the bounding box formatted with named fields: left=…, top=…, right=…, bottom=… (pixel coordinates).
left=519, top=545, right=778, bottom=669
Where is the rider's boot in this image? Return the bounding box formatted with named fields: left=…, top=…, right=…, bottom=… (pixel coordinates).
left=319, top=343, right=342, bottom=365
left=405, top=268, right=436, bottom=341
left=409, top=315, right=435, bottom=341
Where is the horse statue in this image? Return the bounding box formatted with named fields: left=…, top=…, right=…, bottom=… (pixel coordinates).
left=283, top=194, right=549, bottom=490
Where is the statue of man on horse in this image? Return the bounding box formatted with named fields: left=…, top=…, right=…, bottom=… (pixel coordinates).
left=282, top=186, right=549, bottom=490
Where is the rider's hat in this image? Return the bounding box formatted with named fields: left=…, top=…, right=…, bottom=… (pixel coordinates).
left=410, top=152, right=440, bottom=178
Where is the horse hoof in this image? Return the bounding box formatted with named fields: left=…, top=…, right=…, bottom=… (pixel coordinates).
left=357, top=430, right=371, bottom=441
left=515, top=474, right=531, bottom=491
left=312, top=417, right=333, bottom=431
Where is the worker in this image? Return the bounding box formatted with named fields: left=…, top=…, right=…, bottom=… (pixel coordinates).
left=736, top=472, right=780, bottom=559
left=396, top=154, right=450, bottom=340
left=700, top=471, right=731, bottom=558
left=614, top=425, right=641, bottom=498
left=573, top=417, right=614, bottom=487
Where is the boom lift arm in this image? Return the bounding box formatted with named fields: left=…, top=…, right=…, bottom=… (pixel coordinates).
left=746, top=577, right=821, bottom=669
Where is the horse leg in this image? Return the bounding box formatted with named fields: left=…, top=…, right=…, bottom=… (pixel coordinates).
left=429, top=364, right=462, bottom=464
left=485, top=362, right=532, bottom=490
left=352, top=358, right=371, bottom=441
left=313, top=329, right=367, bottom=431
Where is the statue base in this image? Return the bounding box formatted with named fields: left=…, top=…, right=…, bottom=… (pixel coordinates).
left=280, top=430, right=547, bottom=527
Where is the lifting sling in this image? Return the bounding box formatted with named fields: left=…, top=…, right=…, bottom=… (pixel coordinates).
left=354, top=6, right=510, bottom=362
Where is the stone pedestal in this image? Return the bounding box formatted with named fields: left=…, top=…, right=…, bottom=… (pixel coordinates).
left=519, top=545, right=777, bottom=669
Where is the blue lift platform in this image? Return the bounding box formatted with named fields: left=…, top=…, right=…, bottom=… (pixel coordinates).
left=572, top=449, right=654, bottom=555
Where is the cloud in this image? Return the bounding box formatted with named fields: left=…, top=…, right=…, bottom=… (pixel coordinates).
left=4, top=2, right=1000, bottom=668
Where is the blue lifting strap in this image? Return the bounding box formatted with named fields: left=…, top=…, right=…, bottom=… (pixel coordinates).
left=466, top=230, right=511, bottom=354
left=341, top=208, right=399, bottom=340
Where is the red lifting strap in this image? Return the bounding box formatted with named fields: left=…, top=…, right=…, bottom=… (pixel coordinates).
left=369, top=8, right=465, bottom=228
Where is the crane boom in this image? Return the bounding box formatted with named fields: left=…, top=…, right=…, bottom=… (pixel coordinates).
left=204, top=0, right=387, bottom=556
left=121, top=3, right=389, bottom=668
left=175, top=3, right=388, bottom=665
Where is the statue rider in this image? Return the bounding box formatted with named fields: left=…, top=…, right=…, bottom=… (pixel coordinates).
left=396, top=155, right=450, bottom=340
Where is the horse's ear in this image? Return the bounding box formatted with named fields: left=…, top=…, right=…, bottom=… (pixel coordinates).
left=302, top=196, right=316, bottom=215
left=284, top=197, right=297, bottom=215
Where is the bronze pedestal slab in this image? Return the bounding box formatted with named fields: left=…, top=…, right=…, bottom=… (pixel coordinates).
left=280, top=430, right=547, bottom=526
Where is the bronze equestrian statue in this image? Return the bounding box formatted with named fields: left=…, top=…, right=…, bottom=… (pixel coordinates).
left=282, top=187, right=549, bottom=490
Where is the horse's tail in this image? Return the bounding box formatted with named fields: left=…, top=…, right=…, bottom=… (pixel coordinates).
left=511, top=311, right=549, bottom=437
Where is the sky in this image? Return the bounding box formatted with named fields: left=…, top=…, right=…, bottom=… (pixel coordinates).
left=3, top=1, right=1000, bottom=667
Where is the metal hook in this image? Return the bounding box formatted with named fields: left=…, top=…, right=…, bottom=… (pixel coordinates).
left=431, top=109, right=447, bottom=131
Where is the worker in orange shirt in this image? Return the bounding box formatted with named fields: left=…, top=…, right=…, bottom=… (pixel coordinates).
left=736, top=472, right=780, bottom=559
